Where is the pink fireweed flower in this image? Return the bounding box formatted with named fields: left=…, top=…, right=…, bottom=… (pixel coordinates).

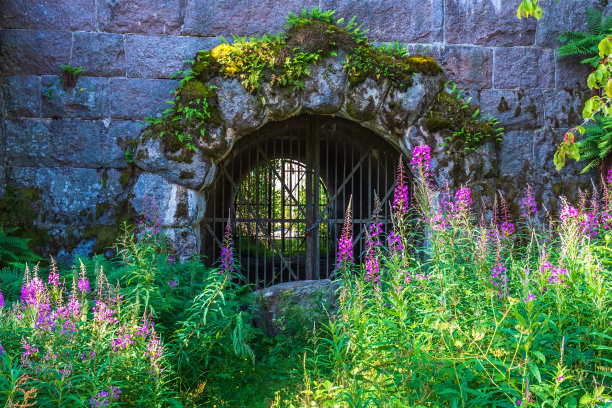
left=392, top=158, right=411, bottom=217
left=410, top=144, right=432, bottom=181
left=21, top=337, right=39, bottom=359
left=549, top=267, right=569, bottom=285
left=524, top=293, right=536, bottom=303
left=111, top=332, right=134, bottom=351
left=490, top=262, right=509, bottom=297
left=0, top=289, right=4, bottom=309
left=387, top=231, right=403, bottom=254
left=337, top=199, right=354, bottom=267
left=453, top=187, right=472, bottom=212
left=560, top=205, right=578, bottom=222
left=500, top=221, right=515, bottom=239
left=78, top=261, right=91, bottom=294
left=21, top=275, right=45, bottom=308
left=219, top=216, right=236, bottom=280
left=521, top=185, right=538, bottom=220
left=607, top=167, right=612, bottom=185
left=0, top=344, right=5, bottom=355
left=48, top=256, right=61, bottom=287
left=93, top=300, right=118, bottom=325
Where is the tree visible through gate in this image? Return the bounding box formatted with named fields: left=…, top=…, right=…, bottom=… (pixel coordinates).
left=201, top=115, right=407, bottom=287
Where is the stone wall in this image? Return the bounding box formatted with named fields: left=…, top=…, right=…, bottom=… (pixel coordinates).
left=0, top=0, right=606, bottom=260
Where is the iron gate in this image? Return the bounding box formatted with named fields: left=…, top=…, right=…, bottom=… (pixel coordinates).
left=201, top=115, right=406, bottom=287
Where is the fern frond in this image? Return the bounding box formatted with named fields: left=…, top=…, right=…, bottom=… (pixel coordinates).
left=585, top=7, right=604, bottom=35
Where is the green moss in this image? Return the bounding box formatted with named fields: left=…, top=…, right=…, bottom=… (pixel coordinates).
left=552, top=182, right=563, bottom=196
left=119, top=171, right=131, bottom=190
left=497, top=97, right=510, bottom=113
left=95, top=202, right=111, bottom=219
left=179, top=80, right=217, bottom=105
left=424, top=91, right=501, bottom=151
left=101, top=171, right=109, bottom=188
left=141, top=9, right=444, bottom=154
left=179, top=170, right=195, bottom=180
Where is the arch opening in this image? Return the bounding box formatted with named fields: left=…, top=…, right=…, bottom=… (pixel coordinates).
left=201, top=115, right=409, bottom=287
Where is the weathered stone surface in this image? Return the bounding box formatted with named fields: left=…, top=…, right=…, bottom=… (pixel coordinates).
left=5, top=119, right=126, bottom=168
left=2, top=76, right=41, bottom=118
left=98, top=0, right=186, bottom=34
left=532, top=128, right=590, bottom=177
left=211, top=78, right=266, bottom=135
left=555, top=55, right=593, bottom=90
left=542, top=89, right=586, bottom=129
left=253, top=279, right=341, bottom=336
left=0, top=30, right=71, bottom=75
left=499, top=130, right=534, bottom=175
left=479, top=89, right=544, bottom=130
left=164, top=226, right=200, bottom=261
left=321, top=0, right=443, bottom=43
left=196, top=126, right=232, bottom=161
left=445, top=0, right=536, bottom=46
left=133, top=136, right=216, bottom=190
left=536, top=0, right=605, bottom=48
left=106, top=120, right=142, bottom=159
left=378, top=74, right=442, bottom=136
left=0, top=0, right=96, bottom=31
left=344, top=77, right=390, bottom=122
left=434, top=45, right=493, bottom=89
left=72, top=33, right=126, bottom=77
left=260, top=83, right=301, bottom=121
left=464, top=142, right=498, bottom=180
left=494, top=48, right=555, bottom=89
left=131, top=173, right=206, bottom=227
left=110, top=78, right=177, bottom=120
left=183, top=0, right=317, bottom=36
left=125, top=35, right=220, bottom=79
left=302, top=56, right=347, bottom=114
left=7, top=166, right=125, bottom=226
left=41, top=76, right=110, bottom=119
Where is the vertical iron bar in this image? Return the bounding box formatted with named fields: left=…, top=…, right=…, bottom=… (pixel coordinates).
left=313, top=120, right=321, bottom=280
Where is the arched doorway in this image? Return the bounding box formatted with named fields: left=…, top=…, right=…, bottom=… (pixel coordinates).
left=201, top=115, right=407, bottom=287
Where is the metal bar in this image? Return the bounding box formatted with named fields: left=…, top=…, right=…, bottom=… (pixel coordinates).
left=222, top=166, right=299, bottom=281
left=313, top=120, right=321, bottom=280
left=305, top=124, right=314, bottom=281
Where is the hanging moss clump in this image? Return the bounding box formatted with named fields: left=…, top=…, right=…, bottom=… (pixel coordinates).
left=142, top=7, right=444, bottom=157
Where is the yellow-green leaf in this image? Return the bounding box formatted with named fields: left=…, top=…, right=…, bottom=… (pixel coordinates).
left=599, top=38, right=612, bottom=58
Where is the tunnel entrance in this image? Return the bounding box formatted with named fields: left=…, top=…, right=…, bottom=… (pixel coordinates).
left=201, top=115, right=407, bottom=287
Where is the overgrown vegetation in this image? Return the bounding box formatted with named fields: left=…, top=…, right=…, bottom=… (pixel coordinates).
left=143, top=7, right=444, bottom=158
left=2, top=144, right=611, bottom=407
left=425, top=81, right=504, bottom=150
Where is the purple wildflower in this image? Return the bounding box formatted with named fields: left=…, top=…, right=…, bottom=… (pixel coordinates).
left=392, top=158, right=411, bottom=217
left=490, top=262, right=509, bottom=297
left=168, top=279, right=179, bottom=290
left=337, top=199, right=354, bottom=267
left=48, top=256, right=61, bottom=287
left=500, top=221, right=515, bottom=239
left=0, top=289, right=4, bottom=309
left=453, top=187, right=472, bottom=212
left=219, top=216, right=236, bottom=280
left=524, top=293, right=536, bottom=303
left=521, top=185, right=538, bottom=220
left=20, top=275, right=45, bottom=308
left=93, top=300, right=118, bottom=325
left=560, top=205, right=578, bottom=222
left=410, top=144, right=432, bottom=181
left=0, top=344, right=5, bottom=355
left=78, top=261, right=91, bottom=294
left=607, top=167, right=612, bottom=185
left=111, top=332, right=134, bottom=351
left=21, top=337, right=39, bottom=359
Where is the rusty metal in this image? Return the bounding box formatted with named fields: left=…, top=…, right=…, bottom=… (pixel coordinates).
left=201, top=115, right=406, bottom=288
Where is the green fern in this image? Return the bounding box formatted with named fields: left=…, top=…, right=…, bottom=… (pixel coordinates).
left=558, top=7, right=612, bottom=67
left=0, top=228, right=42, bottom=268
left=576, top=114, right=612, bottom=173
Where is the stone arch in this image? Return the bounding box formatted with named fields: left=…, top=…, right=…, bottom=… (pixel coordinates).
left=130, top=51, right=498, bottom=260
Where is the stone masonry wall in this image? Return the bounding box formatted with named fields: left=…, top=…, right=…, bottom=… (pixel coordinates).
left=0, top=0, right=607, bottom=260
